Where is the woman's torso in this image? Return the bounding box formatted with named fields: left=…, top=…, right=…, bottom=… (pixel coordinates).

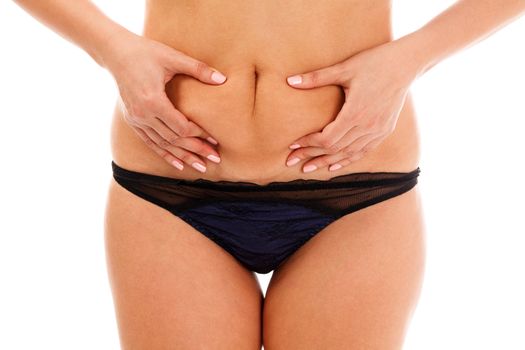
left=110, top=0, right=421, bottom=185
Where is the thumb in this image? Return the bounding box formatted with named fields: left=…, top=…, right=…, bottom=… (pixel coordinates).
left=286, top=62, right=348, bottom=89
left=172, top=53, right=227, bottom=85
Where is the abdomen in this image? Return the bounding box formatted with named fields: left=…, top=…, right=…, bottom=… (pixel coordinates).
left=110, top=0, right=421, bottom=184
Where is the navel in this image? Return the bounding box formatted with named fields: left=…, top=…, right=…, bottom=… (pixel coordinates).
left=251, top=67, right=259, bottom=117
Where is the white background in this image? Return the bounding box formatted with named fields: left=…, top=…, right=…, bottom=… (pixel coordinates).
left=1, top=1, right=524, bottom=349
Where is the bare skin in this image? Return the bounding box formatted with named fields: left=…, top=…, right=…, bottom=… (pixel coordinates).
left=112, top=1, right=421, bottom=182
left=14, top=0, right=525, bottom=348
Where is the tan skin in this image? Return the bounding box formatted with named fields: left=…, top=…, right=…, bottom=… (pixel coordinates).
left=15, top=0, right=525, bottom=348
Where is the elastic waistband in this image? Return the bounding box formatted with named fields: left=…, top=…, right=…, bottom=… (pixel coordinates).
left=111, top=160, right=420, bottom=192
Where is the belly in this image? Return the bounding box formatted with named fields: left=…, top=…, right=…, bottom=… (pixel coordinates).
left=110, top=0, right=421, bottom=185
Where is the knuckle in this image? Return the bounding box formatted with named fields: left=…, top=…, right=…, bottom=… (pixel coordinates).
left=185, top=121, right=202, bottom=137
left=178, top=123, right=192, bottom=137
left=338, top=159, right=350, bottom=167
left=364, top=118, right=377, bottom=129
left=158, top=149, right=169, bottom=158
left=159, top=139, right=171, bottom=148
left=349, top=151, right=363, bottom=160
left=179, top=152, right=192, bottom=163
left=335, top=63, right=348, bottom=80
left=318, top=137, right=333, bottom=149
left=326, top=143, right=341, bottom=154
left=127, top=106, right=145, bottom=122
left=192, top=140, right=206, bottom=154
left=144, top=138, right=155, bottom=147
left=287, top=147, right=303, bottom=158
left=141, top=91, right=159, bottom=109
left=194, top=61, right=208, bottom=78
left=127, top=118, right=140, bottom=127
left=143, top=125, right=154, bottom=133
left=292, top=151, right=305, bottom=159
left=343, top=146, right=355, bottom=155
left=168, top=135, right=180, bottom=145
left=310, top=70, right=320, bottom=85
left=363, top=142, right=375, bottom=152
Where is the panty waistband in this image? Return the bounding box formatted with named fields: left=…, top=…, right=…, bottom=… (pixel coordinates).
left=111, top=160, right=420, bottom=192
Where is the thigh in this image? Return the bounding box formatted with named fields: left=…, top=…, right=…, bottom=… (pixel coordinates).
left=263, top=186, right=426, bottom=350
left=104, top=178, right=263, bottom=350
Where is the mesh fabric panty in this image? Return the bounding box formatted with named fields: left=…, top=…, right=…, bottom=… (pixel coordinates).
left=111, top=160, right=420, bottom=274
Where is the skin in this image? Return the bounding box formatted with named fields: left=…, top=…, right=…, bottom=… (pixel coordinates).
left=14, top=0, right=525, bottom=348
left=103, top=32, right=227, bottom=172
left=107, top=1, right=421, bottom=184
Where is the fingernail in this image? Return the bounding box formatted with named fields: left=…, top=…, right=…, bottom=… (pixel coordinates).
left=329, top=164, right=342, bottom=171
left=207, top=136, right=218, bottom=145
left=172, top=160, right=184, bottom=170
left=207, top=154, right=221, bottom=163
left=303, top=164, right=317, bottom=173
left=286, top=157, right=300, bottom=166
left=192, top=162, right=206, bottom=173
left=287, top=75, right=302, bottom=85
left=211, top=71, right=226, bottom=83
left=289, top=143, right=301, bottom=149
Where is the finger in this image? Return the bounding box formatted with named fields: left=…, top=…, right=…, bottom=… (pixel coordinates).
left=286, top=61, right=349, bottom=89
left=141, top=124, right=216, bottom=168
left=288, top=102, right=358, bottom=150
left=155, top=93, right=219, bottom=144
left=361, top=136, right=384, bottom=153
left=148, top=117, right=183, bottom=147
left=185, top=119, right=220, bottom=145
left=304, top=150, right=366, bottom=173
left=170, top=51, right=227, bottom=85
left=317, top=102, right=361, bottom=148
left=166, top=143, right=210, bottom=174
left=148, top=116, right=220, bottom=158
left=299, top=134, right=380, bottom=173
left=285, top=146, right=327, bottom=167
left=169, top=136, right=221, bottom=164
left=140, top=124, right=166, bottom=145
left=153, top=93, right=191, bottom=137
left=328, top=153, right=364, bottom=171
left=320, top=124, right=373, bottom=154
left=342, top=132, right=382, bottom=155
left=300, top=150, right=352, bottom=173
left=139, top=126, right=210, bottom=173
left=132, top=126, right=185, bottom=170
left=328, top=136, right=384, bottom=172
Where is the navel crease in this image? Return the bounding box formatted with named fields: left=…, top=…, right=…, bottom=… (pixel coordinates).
left=251, top=69, right=259, bottom=117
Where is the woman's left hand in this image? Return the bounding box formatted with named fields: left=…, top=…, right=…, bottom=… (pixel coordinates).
left=285, top=38, right=422, bottom=173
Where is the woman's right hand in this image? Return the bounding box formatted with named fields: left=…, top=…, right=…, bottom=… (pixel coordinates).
left=102, top=30, right=227, bottom=173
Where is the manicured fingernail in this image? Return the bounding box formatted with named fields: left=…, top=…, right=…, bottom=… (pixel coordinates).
left=286, top=157, right=300, bottom=166
left=192, top=162, right=206, bottom=173
left=329, top=163, right=342, bottom=171
left=289, top=143, right=301, bottom=149
left=287, top=75, right=302, bottom=85
left=207, top=136, right=218, bottom=145
left=303, top=164, right=317, bottom=173
left=171, top=160, right=184, bottom=170
left=211, top=71, right=226, bottom=83
left=207, top=154, right=221, bottom=163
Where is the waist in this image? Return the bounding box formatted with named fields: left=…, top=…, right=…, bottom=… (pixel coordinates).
left=110, top=1, right=419, bottom=185
left=109, top=87, right=420, bottom=186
